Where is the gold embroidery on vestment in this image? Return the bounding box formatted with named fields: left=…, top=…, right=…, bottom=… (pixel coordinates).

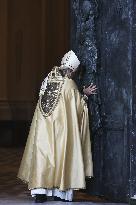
left=39, top=67, right=65, bottom=118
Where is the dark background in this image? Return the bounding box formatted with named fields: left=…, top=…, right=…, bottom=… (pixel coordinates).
left=71, top=0, right=136, bottom=202
left=0, top=0, right=136, bottom=203
left=0, top=0, right=70, bottom=145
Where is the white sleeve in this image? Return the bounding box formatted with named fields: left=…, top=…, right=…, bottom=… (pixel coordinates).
left=39, top=76, right=48, bottom=96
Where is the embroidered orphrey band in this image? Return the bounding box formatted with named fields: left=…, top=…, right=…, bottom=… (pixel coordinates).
left=39, top=68, right=65, bottom=118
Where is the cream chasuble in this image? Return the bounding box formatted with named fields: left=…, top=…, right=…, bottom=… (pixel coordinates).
left=18, top=67, right=93, bottom=192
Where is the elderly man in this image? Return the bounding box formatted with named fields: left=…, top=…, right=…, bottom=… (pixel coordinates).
left=18, top=50, right=96, bottom=203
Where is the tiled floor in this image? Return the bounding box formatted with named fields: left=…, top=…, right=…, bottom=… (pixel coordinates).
left=0, top=148, right=128, bottom=205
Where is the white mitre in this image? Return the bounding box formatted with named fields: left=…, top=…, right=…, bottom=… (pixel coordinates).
left=60, top=50, right=80, bottom=71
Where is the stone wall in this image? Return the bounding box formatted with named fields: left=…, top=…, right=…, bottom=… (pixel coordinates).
left=71, top=0, right=136, bottom=202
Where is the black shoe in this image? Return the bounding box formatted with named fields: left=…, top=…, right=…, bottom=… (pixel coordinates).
left=35, top=194, right=47, bottom=203
left=54, top=196, right=60, bottom=201
left=54, top=196, right=70, bottom=202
